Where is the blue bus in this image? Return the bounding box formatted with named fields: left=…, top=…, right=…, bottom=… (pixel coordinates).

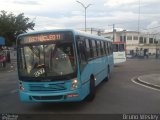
left=16, top=29, right=114, bottom=102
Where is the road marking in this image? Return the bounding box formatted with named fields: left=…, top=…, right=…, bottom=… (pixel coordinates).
left=131, top=77, right=160, bottom=92
left=138, top=77, right=160, bottom=88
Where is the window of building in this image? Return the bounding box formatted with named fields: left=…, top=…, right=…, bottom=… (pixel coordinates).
left=120, top=36, right=126, bottom=42
left=133, top=36, right=138, bottom=40
left=144, top=37, right=147, bottom=44
left=149, top=38, right=153, bottom=44
left=127, top=36, right=132, bottom=40
left=139, top=37, right=143, bottom=44
left=154, top=39, right=158, bottom=44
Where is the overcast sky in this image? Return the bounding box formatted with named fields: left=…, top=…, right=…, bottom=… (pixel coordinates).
left=0, top=0, right=160, bottom=32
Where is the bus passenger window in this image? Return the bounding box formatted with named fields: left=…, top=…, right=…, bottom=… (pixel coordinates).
left=105, top=42, right=108, bottom=55
left=88, top=39, right=93, bottom=58
left=97, top=41, right=101, bottom=56
left=107, top=42, right=110, bottom=55
left=119, top=44, right=125, bottom=52
left=103, top=41, right=106, bottom=54
left=110, top=43, right=113, bottom=53
left=78, top=40, right=87, bottom=70
left=100, top=41, right=104, bottom=55
left=85, top=39, right=90, bottom=59
left=92, top=40, right=97, bottom=57
left=113, top=44, right=118, bottom=52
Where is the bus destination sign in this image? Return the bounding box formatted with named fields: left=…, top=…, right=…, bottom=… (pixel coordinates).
left=22, top=33, right=63, bottom=44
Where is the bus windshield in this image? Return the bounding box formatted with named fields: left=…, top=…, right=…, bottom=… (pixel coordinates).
left=112, top=44, right=125, bottom=52
left=18, top=42, right=76, bottom=79
left=113, top=44, right=118, bottom=52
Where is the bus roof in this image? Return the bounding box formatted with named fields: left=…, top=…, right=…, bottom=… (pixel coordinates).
left=74, top=30, right=112, bottom=42
left=17, top=29, right=112, bottom=42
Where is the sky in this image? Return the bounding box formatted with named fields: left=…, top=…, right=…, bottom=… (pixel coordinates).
left=0, top=0, right=160, bottom=33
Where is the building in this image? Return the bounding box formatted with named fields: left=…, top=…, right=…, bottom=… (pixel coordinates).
left=101, top=30, right=160, bottom=56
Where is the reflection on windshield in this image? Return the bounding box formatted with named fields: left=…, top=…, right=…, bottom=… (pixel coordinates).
left=113, top=44, right=118, bottom=52
left=113, top=44, right=125, bottom=52
left=18, top=43, right=76, bottom=78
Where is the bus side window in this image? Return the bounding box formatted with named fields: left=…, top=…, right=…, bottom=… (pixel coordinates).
left=97, top=41, right=101, bottom=56
left=92, top=40, right=97, bottom=58
left=119, top=44, right=124, bottom=52
left=88, top=39, right=94, bottom=58
left=85, top=38, right=90, bottom=60
left=100, top=41, right=104, bottom=56
left=105, top=42, right=108, bottom=55
left=107, top=42, right=110, bottom=55
left=103, top=41, right=106, bottom=55
left=77, top=39, right=87, bottom=70
left=110, top=43, right=113, bottom=54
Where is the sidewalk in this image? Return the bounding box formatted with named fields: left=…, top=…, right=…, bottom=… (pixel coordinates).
left=0, top=61, right=17, bottom=72
left=138, top=74, right=160, bottom=88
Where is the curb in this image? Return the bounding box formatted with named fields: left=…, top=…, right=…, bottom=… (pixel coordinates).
left=137, top=76, right=160, bottom=90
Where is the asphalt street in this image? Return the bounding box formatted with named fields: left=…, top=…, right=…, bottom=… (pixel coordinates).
left=0, top=59, right=160, bottom=114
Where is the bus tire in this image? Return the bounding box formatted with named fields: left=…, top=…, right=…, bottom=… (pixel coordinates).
left=86, top=77, right=96, bottom=102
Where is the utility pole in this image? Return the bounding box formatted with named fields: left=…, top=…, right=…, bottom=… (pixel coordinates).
left=76, top=1, right=92, bottom=32
left=113, top=24, right=115, bottom=42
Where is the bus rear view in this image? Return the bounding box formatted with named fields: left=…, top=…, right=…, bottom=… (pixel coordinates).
left=112, top=42, right=126, bottom=64
left=17, top=30, right=83, bottom=102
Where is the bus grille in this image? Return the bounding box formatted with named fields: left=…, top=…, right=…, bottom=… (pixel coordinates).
left=31, top=95, right=63, bottom=100
left=29, top=83, right=66, bottom=92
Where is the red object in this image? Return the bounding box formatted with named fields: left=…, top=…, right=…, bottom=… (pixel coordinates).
left=112, top=41, right=126, bottom=44
left=0, top=55, right=6, bottom=62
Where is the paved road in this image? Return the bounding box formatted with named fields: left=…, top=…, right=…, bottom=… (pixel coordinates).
left=0, top=59, right=160, bottom=114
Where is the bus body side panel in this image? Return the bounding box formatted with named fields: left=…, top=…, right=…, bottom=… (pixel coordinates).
left=94, top=57, right=108, bottom=86
left=79, top=56, right=109, bottom=99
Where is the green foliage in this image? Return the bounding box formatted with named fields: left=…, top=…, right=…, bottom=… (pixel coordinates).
left=0, top=10, right=35, bottom=46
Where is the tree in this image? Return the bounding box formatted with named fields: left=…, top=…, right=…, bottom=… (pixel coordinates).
left=0, top=10, right=35, bottom=46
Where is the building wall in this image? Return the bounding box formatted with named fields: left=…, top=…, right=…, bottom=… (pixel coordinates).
left=101, top=30, right=160, bottom=55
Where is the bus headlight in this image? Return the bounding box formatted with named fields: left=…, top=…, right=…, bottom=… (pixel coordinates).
left=19, top=81, right=25, bottom=91
left=71, top=79, right=78, bottom=90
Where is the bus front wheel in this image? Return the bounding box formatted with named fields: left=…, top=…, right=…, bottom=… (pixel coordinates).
left=86, top=77, right=96, bottom=102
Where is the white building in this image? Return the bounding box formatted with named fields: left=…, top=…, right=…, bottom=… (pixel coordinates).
left=101, top=30, right=160, bottom=55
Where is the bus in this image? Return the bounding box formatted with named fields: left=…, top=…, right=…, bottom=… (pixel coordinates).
left=16, top=29, right=114, bottom=102
left=112, top=41, right=126, bottom=64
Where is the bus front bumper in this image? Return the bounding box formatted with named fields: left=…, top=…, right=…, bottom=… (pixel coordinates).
left=19, top=88, right=84, bottom=102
